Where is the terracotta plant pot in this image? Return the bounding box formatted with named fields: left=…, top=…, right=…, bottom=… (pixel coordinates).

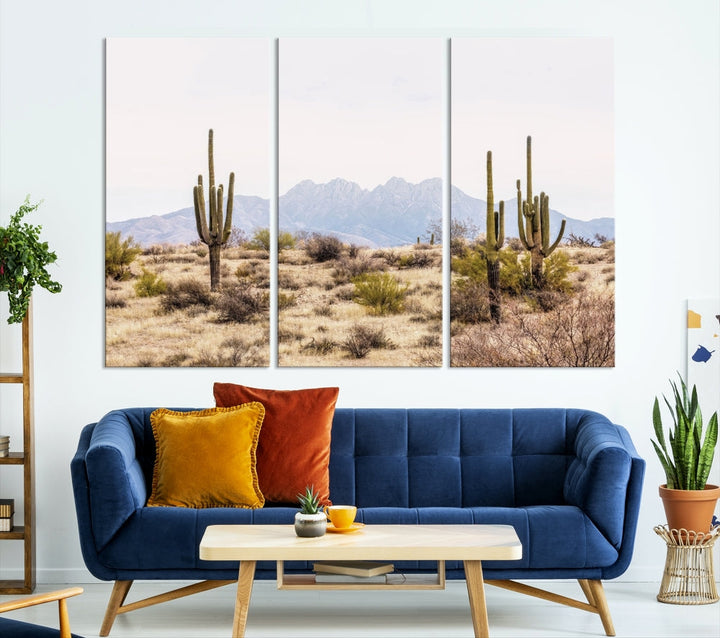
left=659, top=484, right=720, bottom=534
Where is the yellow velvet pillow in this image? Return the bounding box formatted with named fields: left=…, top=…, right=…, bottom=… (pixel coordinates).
left=147, top=404, right=265, bottom=509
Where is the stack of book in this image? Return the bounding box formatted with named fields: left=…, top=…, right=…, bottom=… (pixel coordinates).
left=0, top=499, right=14, bottom=532
left=312, top=561, right=394, bottom=583
left=0, top=434, right=9, bottom=457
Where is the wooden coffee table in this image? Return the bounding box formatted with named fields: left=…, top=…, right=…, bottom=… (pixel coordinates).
left=199, top=524, right=522, bottom=637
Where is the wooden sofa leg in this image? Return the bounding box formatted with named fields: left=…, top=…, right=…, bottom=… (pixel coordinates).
left=487, top=579, right=616, bottom=637
left=578, top=579, right=596, bottom=606
left=583, top=579, right=615, bottom=637
left=100, top=580, right=133, bottom=637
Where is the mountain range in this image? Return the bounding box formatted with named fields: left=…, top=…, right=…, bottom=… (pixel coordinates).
left=107, top=177, right=614, bottom=248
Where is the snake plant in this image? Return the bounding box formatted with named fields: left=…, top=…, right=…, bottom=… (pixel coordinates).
left=651, top=374, right=718, bottom=490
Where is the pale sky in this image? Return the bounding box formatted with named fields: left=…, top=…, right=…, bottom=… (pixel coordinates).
left=452, top=38, right=614, bottom=221
left=106, top=38, right=270, bottom=222
left=106, top=37, right=612, bottom=224
left=279, top=38, right=444, bottom=194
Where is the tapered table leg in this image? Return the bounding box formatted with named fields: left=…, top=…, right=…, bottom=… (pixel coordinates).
left=464, top=559, right=490, bottom=638
left=232, top=561, right=256, bottom=638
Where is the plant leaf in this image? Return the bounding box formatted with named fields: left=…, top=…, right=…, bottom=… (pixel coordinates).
left=697, top=412, right=718, bottom=488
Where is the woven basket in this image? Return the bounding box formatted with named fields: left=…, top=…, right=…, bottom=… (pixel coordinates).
left=654, top=524, right=719, bottom=605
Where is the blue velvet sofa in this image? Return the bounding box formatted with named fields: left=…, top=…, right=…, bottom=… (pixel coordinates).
left=71, top=407, right=644, bottom=636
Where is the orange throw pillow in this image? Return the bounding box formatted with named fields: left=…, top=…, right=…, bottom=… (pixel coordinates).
left=214, top=383, right=338, bottom=505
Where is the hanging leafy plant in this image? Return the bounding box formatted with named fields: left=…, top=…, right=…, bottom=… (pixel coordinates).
left=0, top=197, right=62, bottom=324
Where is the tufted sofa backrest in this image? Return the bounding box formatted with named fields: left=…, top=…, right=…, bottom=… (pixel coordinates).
left=328, top=408, right=597, bottom=508
left=119, top=406, right=612, bottom=509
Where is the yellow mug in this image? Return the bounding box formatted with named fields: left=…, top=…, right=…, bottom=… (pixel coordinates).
left=324, top=505, right=357, bottom=529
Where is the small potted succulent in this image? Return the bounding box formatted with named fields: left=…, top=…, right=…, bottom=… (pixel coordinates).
left=294, top=486, right=327, bottom=538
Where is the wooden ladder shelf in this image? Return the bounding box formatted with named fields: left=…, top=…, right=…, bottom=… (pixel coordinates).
left=0, top=303, right=36, bottom=593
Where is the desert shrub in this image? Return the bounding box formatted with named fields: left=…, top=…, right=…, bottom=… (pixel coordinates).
left=304, top=233, right=343, bottom=262
left=105, top=231, right=141, bottom=280
left=343, top=324, right=395, bottom=359
left=332, top=254, right=382, bottom=284
left=506, top=237, right=524, bottom=252
left=246, top=228, right=295, bottom=252
left=565, top=233, right=596, bottom=247
left=161, top=352, right=190, bottom=366
left=301, top=336, right=336, bottom=355
left=452, top=291, right=614, bottom=367
left=523, top=289, right=567, bottom=312
left=216, top=283, right=269, bottom=323
left=278, top=292, right=297, bottom=310
left=453, top=247, right=530, bottom=295
left=278, top=231, right=296, bottom=251
left=105, top=292, right=127, bottom=308
left=542, top=251, right=577, bottom=293
left=166, top=253, right=199, bottom=264
left=372, top=248, right=400, bottom=267
left=450, top=279, right=491, bottom=324
left=161, top=277, right=213, bottom=312
left=334, top=284, right=355, bottom=302
left=353, top=272, right=408, bottom=316
left=277, top=270, right=302, bottom=290
left=398, top=249, right=439, bottom=269
left=417, top=334, right=441, bottom=348
left=225, top=226, right=249, bottom=248
left=248, top=228, right=271, bottom=252
left=191, top=337, right=266, bottom=367
left=134, top=269, right=167, bottom=297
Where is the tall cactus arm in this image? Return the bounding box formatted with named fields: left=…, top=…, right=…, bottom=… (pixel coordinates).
left=193, top=176, right=210, bottom=244
left=496, top=200, right=505, bottom=249
left=486, top=151, right=495, bottom=247
left=223, top=172, right=235, bottom=243
left=517, top=179, right=532, bottom=249
left=485, top=151, right=504, bottom=251
left=208, top=129, right=215, bottom=190
left=214, top=184, right=224, bottom=239
left=525, top=135, right=533, bottom=203
left=540, top=192, right=566, bottom=256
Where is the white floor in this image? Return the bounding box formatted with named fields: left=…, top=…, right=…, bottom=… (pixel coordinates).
left=2, top=580, right=719, bottom=637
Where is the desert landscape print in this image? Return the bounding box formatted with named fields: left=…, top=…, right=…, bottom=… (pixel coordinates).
left=451, top=38, right=615, bottom=367
left=105, top=38, right=271, bottom=366
left=104, top=37, right=614, bottom=368
left=277, top=38, right=444, bottom=367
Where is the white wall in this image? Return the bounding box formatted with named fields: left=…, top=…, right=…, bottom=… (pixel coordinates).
left=0, top=0, right=718, bottom=583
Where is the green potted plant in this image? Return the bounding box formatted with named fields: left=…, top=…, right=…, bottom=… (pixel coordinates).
left=294, top=486, right=327, bottom=538
left=651, top=374, right=719, bottom=534
left=0, top=197, right=62, bottom=324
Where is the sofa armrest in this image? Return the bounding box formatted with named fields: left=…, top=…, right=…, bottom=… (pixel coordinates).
left=563, top=413, right=635, bottom=548
left=84, top=410, right=149, bottom=550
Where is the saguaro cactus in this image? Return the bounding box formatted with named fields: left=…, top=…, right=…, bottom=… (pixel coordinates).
left=485, top=151, right=504, bottom=323
left=517, top=136, right=565, bottom=288
left=193, top=129, right=234, bottom=291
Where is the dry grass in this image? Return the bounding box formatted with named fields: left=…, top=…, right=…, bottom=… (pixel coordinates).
left=278, top=244, right=442, bottom=367
left=106, top=244, right=269, bottom=367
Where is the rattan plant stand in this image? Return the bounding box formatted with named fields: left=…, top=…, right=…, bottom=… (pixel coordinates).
left=654, top=524, right=719, bottom=605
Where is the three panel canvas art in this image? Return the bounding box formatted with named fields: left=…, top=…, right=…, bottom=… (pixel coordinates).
left=105, top=38, right=614, bottom=368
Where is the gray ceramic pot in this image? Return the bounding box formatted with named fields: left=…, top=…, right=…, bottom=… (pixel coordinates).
left=294, top=512, right=327, bottom=537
